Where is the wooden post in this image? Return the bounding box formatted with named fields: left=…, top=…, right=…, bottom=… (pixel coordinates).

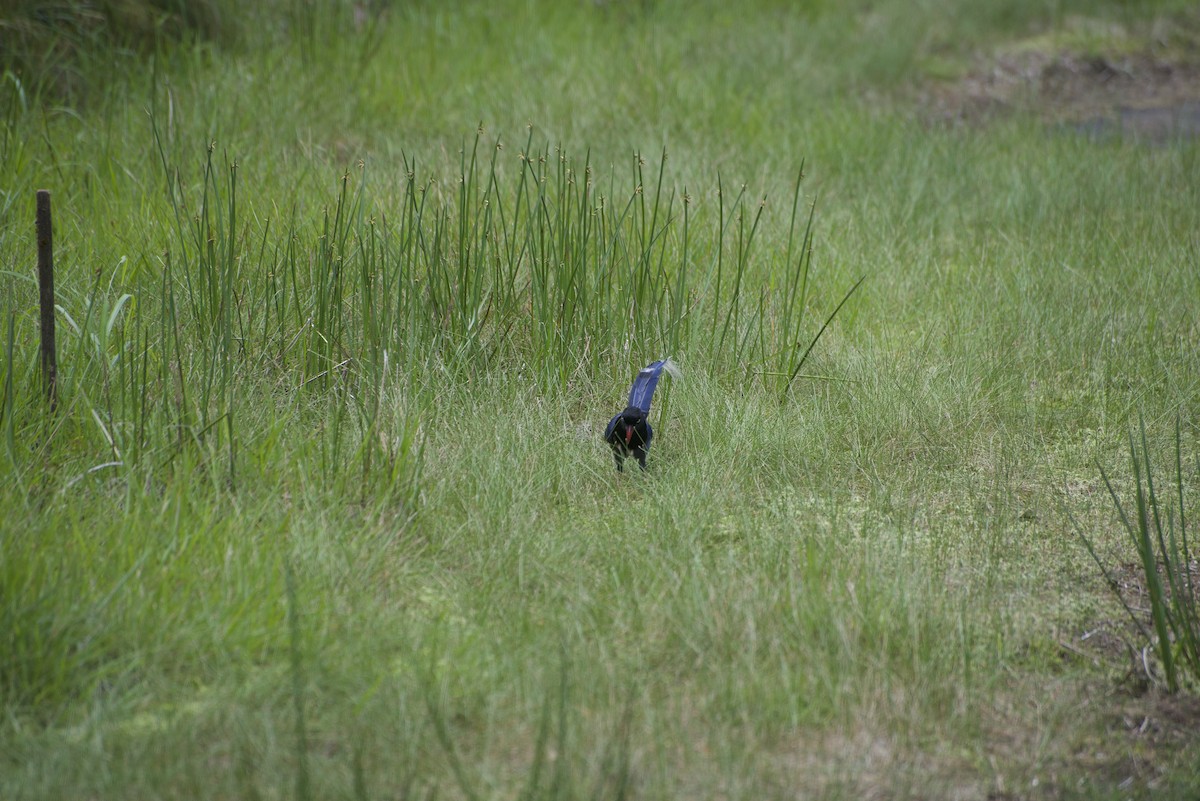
left=36, top=190, right=57, bottom=413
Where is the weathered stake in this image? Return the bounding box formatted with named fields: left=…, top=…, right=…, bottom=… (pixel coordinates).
left=36, top=189, right=57, bottom=413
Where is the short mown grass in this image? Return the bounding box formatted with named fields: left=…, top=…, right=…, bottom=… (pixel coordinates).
left=3, top=1, right=1200, bottom=798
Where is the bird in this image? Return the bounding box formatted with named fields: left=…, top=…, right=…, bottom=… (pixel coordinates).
left=604, top=359, right=679, bottom=471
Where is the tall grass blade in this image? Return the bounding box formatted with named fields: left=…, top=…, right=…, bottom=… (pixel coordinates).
left=285, top=557, right=312, bottom=801
left=1128, top=421, right=1177, bottom=690
left=784, top=274, right=866, bottom=398
left=2, top=310, right=14, bottom=461
left=1078, top=414, right=1200, bottom=692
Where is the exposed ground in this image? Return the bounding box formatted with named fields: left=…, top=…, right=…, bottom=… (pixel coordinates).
left=924, top=28, right=1200, bottom=140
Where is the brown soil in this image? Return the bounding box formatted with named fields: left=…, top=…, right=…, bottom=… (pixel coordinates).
left=1062, top=560, right=1200, bottom=685
left=925, top=51, right=1200, bottom=141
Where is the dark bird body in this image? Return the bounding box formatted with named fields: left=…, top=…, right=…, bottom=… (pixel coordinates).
left=604, top=359, right=677, bottom=471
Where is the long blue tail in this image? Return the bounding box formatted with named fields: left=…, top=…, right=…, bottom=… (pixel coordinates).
left=627, top=358, right=680, bottom=414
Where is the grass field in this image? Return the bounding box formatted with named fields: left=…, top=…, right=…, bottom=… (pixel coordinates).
left=3, top=1, right=1200, bottom=798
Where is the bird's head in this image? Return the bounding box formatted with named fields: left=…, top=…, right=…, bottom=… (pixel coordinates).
left=619, top=407, right=645, bottom=443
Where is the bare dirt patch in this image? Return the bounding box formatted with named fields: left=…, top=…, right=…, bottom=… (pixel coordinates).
left=1053, top=558, right=1200, bottom=696
left=925, top=51, right=1200, bottom=141
left=764, top=681, right=1200, bottom=801
left=1071, top=686, right=1200, bottom=796
left=972, top=675, right=1200, bottom=801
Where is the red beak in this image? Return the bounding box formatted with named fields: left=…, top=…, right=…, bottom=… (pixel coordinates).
left=624, top=427, right=633, bottom=445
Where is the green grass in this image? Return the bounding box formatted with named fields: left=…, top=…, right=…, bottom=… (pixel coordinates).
left=1075, top=416, right=1199, bottom=695
left=3, top=0, right=1200, bottom=798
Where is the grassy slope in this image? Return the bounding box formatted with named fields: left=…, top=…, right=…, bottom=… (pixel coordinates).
left=3, top=0, right=1199, bottom=798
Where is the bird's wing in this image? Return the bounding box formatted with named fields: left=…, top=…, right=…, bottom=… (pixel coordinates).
left=604, top=412, right=621, bottom=441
